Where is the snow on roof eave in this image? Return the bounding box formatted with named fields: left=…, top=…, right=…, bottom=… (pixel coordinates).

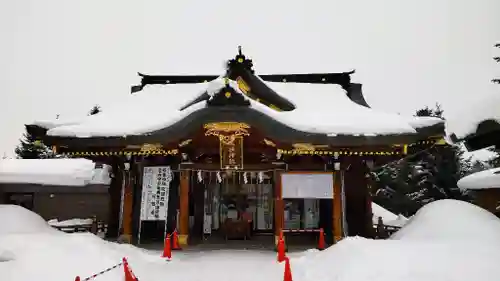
left=445, top=94, right=500, bottom=140
left=457, top=167, right=500, bottom=191
left=0, top=159, right=110, bottom=187
left=254, top=74, right=297, bottom=109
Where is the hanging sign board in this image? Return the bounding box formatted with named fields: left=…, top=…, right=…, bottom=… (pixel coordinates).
left=140, top=166, right=172, bottom=221
left=281, top=173, right=334, bottom=199
left=220, top=136, right=244, bottom=170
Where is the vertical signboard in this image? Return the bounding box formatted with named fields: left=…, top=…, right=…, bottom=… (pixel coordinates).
left=220, top=136, right=244, bottom=170
left=139, top=166, right=172, bottom=221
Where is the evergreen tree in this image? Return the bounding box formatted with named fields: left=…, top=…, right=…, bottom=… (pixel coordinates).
left=485, top=43, right=500, bottom=165
left=372, top=104, right=471, bottom=216
left=15, top=130, right=54, bottom=159
left=493, top=43, right=499, bottom=84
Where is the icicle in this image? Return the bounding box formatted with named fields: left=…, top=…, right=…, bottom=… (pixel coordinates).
left=197, top=170, right=203, bottom=183
left=216, top=171, right=222, bottom=183
left=243, top=172, right=248, bottom=184
left=258, top=171, right=264, bottom=183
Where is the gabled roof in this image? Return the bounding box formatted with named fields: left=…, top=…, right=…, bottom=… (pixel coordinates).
left=27, top=50, right=444, bottom=147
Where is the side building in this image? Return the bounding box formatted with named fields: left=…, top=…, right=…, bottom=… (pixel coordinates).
left=26, top=49, right=445, bottom=246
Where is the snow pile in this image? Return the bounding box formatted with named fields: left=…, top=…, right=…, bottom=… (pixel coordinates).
left=446, top=93, right=500, bottom=140
left=0, top=159, right=110, bottom=186
left=0, top=205, right=56, bottom=235
left=3, top=200, right=500, bottom=281
left=41, top=77, right=442, bottom=138
left=293, top=236, right=500, bottom=281
left=391, top=199, right=500, bottom=241
left=457, top=167, right=500, bottom=190
left=0, top=206, right=282, bottom=281
left=291, top=199, right=500, bottom=281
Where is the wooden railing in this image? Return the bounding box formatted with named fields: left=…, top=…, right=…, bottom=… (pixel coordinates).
left=372, top=223, right=401, bottom=239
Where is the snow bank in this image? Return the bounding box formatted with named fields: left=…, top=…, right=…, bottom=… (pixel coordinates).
left=293, top=236, right=500, bottom=281
left=0, top=159, right=110, bottom=186
left=391, top=199, right=500, bottom=241
left=0, top=206, right=282, bottom=281
left=291, top=199, right=500, bottom=281
left=0, top=205, right=56, bottom=235
left=457, top=167, right=500, bottom=190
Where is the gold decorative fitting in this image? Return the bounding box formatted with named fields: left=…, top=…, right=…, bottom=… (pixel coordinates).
left=292, top=143, right=316, bottom=151
left=236, top=76, right=250, bottom=94
left=63, top=149, right=178, bottom=157
left=204, top=122, right=250, bottom=145
left=263, top=138, right=276, bottom=147
left=276, top=149, right=401, bottom=156
left=225, top=92, right=232, bottom=98
left=178, top=139, right=192, bottom=147
left=140, top=143, right=163, bottom=152
left=237, top=57, right=244, bottom=63
left=224, top=77, right=229, bottom=85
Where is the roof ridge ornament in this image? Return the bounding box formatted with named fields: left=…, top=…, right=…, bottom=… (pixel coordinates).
left=227, top=46, right=255, bottom=74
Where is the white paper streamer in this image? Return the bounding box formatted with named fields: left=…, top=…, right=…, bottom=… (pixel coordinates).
left=258, top=171, right=264, bottom=183
left=216, top=171, right=222, bottom=183
left=197, top=170, right=203, bottom=183
left=243, top=172, right=248, bottom=184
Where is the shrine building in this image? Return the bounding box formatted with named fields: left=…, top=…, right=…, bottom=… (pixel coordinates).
left=26, top=48, right=445, bottom=247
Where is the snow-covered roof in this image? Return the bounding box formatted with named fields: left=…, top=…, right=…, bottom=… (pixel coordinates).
left=39, top=76, right=442, bottom=139
left=0, top=159, right=111, bottom=186
left=446, top=94, right=500, bottom=141
left=457, top=167, right=500, bottom=191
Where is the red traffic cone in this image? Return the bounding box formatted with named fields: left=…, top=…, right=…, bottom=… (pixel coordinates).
left=318, top=228, right=325, bottom=250
left=162, top=235, right=172, bottom=259
left=123, top=257, right=138, bottom=281
left=283, top=257, right=293, bottom=281
left=75, top=277, right=80, bottom=281
left=172, top=230, right=182, bottom=250
left=277, top=237, right=286, bottom=262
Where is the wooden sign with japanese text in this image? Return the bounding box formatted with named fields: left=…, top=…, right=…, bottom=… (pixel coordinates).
left=220, top=136, right=244, bottom=170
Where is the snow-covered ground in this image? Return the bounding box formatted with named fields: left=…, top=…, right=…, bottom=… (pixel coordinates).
left=1, top=200, right=500, bottom=281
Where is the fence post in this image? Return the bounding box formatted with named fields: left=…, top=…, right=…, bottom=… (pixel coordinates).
left=91, top=216, right=98, bottom=234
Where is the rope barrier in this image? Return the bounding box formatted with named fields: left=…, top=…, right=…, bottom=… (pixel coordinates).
left=81, top=261, right=123, bottom=281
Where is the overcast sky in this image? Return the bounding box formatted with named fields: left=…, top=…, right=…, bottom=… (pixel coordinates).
left=0, top=0, right=499, bottom=158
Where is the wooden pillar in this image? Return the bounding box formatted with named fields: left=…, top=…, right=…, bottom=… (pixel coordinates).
left=274, top=170, right=284, bottom=246
left=333, top=171, right=343, bottom=243
left=121, top=170, right=133, bottom=243
left=178, top=170, right=190, bottom=246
